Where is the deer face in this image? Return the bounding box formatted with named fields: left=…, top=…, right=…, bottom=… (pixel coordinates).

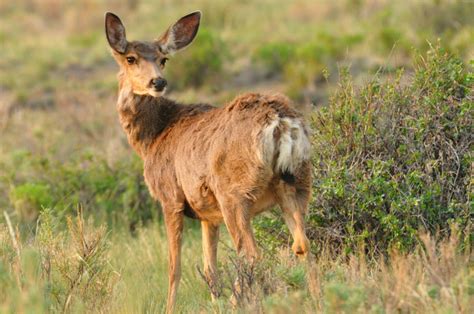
left=105, top=12, right=201, bottom=97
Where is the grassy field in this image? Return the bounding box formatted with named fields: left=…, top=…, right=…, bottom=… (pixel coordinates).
left=0, top=0, right=473, bottom=313
left=1, top=209, right=472, bottom=313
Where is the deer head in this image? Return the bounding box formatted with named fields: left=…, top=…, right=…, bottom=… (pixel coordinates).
left=105, top=11, right=201, bottom=97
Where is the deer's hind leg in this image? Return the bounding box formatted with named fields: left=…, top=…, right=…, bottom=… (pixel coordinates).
left=275, top=163, right=312, bottom=259
left=216, top=194, right=260, bottom=261
left=214, top=194, right=261, bottom=308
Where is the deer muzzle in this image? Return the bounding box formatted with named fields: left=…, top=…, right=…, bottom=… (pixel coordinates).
left=150, top=78, right=167, bottom=92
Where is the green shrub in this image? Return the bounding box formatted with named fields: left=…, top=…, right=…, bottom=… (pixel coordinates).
left=253, top=42, right=296, bottom=76
left=253, top=32, right=364, bottom=100
left=256, top=45, right=472, bottom=253
left=310, top=45, right=472, bottom=252
left=324, top=282, right=366, bottom=313
left=377, top=26, right=409, bottom=54
left=9, top=183, right=52, bottom=222
left=166, top=27, right=225, bottom=89
left=253, top=32, right=364, bottom=78
left=4, top=152, right=158, bottom=229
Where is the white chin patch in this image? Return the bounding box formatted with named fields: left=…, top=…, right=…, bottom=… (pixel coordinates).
left=149, top=88, right=166, bottom=97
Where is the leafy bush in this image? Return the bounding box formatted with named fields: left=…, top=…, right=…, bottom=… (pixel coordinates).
left=2, top=152, right=158, bottom=229
left=376, top=26, right=409, bottom=54
left=253, top=32, right=364, bottom=99
left=9, top=182, right=52, bottom=222
left=166, top=28, right=225, bottom=89
left=310, top=45, right=472, bottom=251
left=253, top=42, right=296, bottom=76
left=256, top=45, right=472, bottom=253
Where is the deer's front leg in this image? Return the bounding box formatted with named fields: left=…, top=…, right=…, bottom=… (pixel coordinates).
left=201, top=221, right=220, bottom=300
left=163, top=206, right=184, bottom=314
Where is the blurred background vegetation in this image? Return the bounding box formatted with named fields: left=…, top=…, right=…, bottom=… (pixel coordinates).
left=0, top=0, right=473, bottom=312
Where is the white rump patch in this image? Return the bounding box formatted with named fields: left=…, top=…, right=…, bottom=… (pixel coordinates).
left=261, top=116, right=311, bottom=174
left=261, top=117, right=280, bottom=165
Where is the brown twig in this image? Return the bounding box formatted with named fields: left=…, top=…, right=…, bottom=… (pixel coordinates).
left=3, top=210, right=23, bottom=291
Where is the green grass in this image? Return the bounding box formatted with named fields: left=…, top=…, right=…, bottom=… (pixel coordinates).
left=1, top=1, right=472, bottom=103
left=1, top=209, right=472, bottom=313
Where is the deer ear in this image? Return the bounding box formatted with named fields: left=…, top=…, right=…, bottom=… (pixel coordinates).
left=156, top=11, right=201, bottom=54
left=105, top=12, right=128, bottom=54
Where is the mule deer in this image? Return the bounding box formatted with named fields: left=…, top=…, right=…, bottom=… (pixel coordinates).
left=105, top=11, right=312, bottom=313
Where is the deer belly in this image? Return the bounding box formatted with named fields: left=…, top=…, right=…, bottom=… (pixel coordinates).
left=185, top=185, right=223, bottom=223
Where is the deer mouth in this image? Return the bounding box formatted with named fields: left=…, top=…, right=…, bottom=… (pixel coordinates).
left=148, top=87, right=167, bottom=97
left=154, top=85, right=167, bottom=93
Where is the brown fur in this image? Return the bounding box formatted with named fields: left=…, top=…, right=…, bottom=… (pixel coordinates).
left=105, top=11, right=312, bottom=313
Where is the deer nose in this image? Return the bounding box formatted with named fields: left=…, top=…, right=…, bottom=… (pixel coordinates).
left=150, top=78, right=167, bottom=91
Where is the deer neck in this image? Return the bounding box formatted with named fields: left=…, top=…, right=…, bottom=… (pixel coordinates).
left=116, top=79, right=183, bottom=158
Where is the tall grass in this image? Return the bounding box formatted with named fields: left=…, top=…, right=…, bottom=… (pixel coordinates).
left=1, top=209, right=472, bottom=312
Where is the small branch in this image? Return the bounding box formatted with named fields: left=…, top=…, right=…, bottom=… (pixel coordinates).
left=3, top=210, right=23, bottom=290
left=3, top=211, right=21, bottom=257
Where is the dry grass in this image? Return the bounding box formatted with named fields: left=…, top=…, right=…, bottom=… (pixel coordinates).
left=1, top=209, right=472, bottom=313
left=309, top=230, right=473, bottom=313
left=1, top=207, right=119, bottom=313
left=214, top=226, right=473, bottom=313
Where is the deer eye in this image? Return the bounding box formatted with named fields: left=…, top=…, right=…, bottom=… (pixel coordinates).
left=160, top=58, right=168, bottom=67
left=126, top=56, right=136, bottom=64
